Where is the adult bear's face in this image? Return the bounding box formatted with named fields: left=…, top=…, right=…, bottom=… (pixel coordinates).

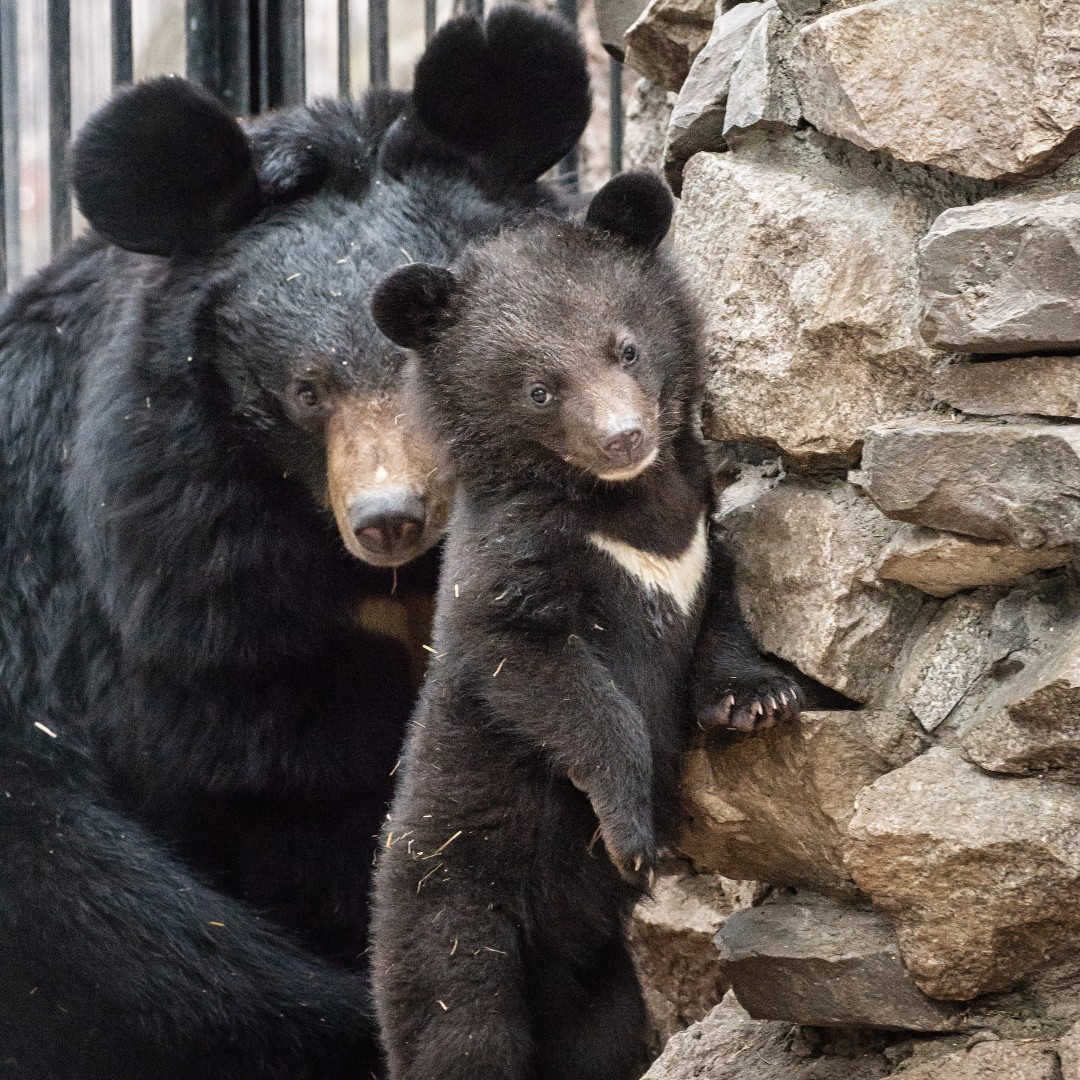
left=209, top=189, right=454, bottom=568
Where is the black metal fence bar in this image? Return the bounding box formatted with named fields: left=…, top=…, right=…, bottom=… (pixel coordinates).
left=609, top=58, right=623, bottom=176
left=264, top=0, right=305, bottom=110
left=338, top=0, right=350, bottom=97
left=47, top=0, right=71, bottom=257
left=425, top=0, right=437, bottom=44
left=368, top=0, right=389, bottom=88
left=0, top=0, right=16, bottom=291
left=556, top=0, right=578, bottom=190
left=187, top=0, right=252, bottom=114
left=111, top=0, right=133, bottom=87
left=459, top=0, right=483, bottom=16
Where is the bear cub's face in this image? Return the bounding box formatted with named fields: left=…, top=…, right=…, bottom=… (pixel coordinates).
left=372, top=173, right=695, bottom=487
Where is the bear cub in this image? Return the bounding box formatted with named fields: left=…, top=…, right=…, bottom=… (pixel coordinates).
left=369, top=172, right=766, bottom=1080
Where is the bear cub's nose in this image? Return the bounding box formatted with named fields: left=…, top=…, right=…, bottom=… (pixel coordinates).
left=348, top=488, right=426, bottom=557
left=603, top=425, right=644, bottom=464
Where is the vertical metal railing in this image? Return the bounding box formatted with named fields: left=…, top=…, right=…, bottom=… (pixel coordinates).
left=0, top=0, right=628, bottom=293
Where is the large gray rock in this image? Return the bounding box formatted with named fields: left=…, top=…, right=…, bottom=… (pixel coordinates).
left=861, top=417, right=1080, bottom=549
left=722, top=7, right=801, bottom=138
left=677, top=709, right=909, bottom=897
left=896, top=1040, right=1060, bottom=1080
left=961, top=618, right=1080, bottom=782
left=627, top=868, right=736, bottom=1051
left=623, top=78, right=677, bottom=174
left=723, top=481, right=925, bottom=702
left=675, top=133, right=973, bottom=463
left=624, top=0, right=717, bottom=91
left=642, top=992, right=891, bottom=1079
left=847, top=747, right=1080, bottom=1000
left=715, top=892, right=961, bottom=1030
left=935, top=358, right=1080, bottom=420
left=877, top=525, right=1073, bottom=598
left=919, top=195, right=1080, bottom=355
left=664, top=1, right=773, bottom=193
left=790, top=0, right=1080, bottom=180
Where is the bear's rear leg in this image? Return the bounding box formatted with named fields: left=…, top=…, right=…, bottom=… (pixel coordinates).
left=373, top=872, right=533, bottom=1080
left=532, top=937, right=649, bottom=1080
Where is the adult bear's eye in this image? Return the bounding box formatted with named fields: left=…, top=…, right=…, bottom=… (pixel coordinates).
left=295, top=380, right=321, bottom=409
left=529, top=385, right=553, bottom=407
left=620, top=341, right=638, bottom=367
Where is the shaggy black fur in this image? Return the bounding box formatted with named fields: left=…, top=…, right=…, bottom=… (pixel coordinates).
left=0, top=9, right=589, bottom=1079
left=369, top=173, right=802, bottom=1080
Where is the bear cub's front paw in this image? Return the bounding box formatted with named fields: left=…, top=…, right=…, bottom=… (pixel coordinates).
left=595, top=808, right=657, bottom=890
left=697, top=674, right=802, bottom=735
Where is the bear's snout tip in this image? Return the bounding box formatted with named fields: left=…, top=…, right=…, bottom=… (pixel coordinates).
left=602, top=424, right=644, bottom=465
left=347, top=487, right=427, bottom=561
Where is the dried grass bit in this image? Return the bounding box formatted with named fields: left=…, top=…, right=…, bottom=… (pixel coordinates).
left=33, top=721, right=58, bottom=739
left=492, top=658, right=506, bottom=678
left=450, top=939, right=459, bottom=956
left=436, top=1000, right=448, bottom=1011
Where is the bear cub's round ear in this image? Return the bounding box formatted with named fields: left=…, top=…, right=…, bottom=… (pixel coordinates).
left=371, top=264, right=458, bottom=352
left=72, top=77, right=263, bottom=257
left=584, top=172, right=674, bottom=251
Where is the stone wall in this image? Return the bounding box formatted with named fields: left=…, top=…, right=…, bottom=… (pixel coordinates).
left=600, top=1, right=1080, bottom=1077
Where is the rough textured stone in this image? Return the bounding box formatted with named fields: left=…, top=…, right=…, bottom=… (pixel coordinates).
left=790, top=0, right=1080, bottom=180
left=624, top=0, right=716, bottom=91
left=677, top=709, right=907, bottom=897
left=961, top=617, right=1080, bottom=782
left=641, top=992, right=891, bottom=1079
left=664, top=1, right=772, bottom=193
left=896, top=1040, right=1060, bottom=1080
left=936, top=358, right=1080, bottom=420
left=723, top=481, right=925, bottom=702
left=675, top=133, right=973, bottom=462
left=627, top=867, right=736, bottom=1051
left=716, top=892, right=961, bottom=1030
left=623, top=78, right=677, bottom=173
left=1061, top=1019, right=1080, bottom=1080
left=595, top=0, right=650, bottom=59
left=898, top=592, right=1000, bottom=732
left=919, top=195, right=1080, bottom=355
left=877, top=525, right=1073, bottom=598
left=723, top=8, right=801, bottom=138
left=861, top=417, right=1080, bottom=549
left=777, top=0, right=822, bottom=15
left=847, top=747, right=1080, bottom=1000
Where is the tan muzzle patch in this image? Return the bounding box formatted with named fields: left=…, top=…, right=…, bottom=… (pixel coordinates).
left=326, top=395, right=451, bottom=567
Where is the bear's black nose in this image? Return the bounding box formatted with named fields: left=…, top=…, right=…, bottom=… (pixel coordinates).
left=603, top=426, right=644, bottom=463
left=348, top=488, right=426, bottom=558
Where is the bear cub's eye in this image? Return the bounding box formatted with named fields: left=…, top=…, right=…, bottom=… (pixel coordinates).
left=620, top=341, right=639, bottom=367
left=295, top=380, right=321, bottom=409
left=529, top=385, right=553, bottom=407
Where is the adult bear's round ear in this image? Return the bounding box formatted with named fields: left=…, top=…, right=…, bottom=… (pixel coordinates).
left=585, top=172, right=674, bottom=251
left=72, top=77, right=263, bottom=257
left=411, top=6, right=590, bottom=189
left=371, top=265, right=458, bottom=352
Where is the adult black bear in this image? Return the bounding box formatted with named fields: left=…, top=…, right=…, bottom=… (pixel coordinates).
left=368, top=172, right=802, bottom=1080
left=0, top=10, right=589, bottom=1079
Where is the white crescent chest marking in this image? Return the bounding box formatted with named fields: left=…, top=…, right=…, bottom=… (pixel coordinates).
left=587, top=514, right=709, bottom=616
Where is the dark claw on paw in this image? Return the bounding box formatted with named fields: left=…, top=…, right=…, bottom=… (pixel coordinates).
left=697, top=676, right=803, bottom=735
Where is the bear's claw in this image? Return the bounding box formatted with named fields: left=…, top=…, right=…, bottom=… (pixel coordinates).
left=697, top=674, right=803, bottom=735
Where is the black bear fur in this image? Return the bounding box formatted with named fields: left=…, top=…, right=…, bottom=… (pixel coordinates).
left=0, top=9, right=589, bottom=1079
left=368, top=173, right=802, bottom=1080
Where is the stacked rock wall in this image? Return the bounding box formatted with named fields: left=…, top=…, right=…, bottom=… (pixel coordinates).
left=600, top=1, right=1080, bottom=1076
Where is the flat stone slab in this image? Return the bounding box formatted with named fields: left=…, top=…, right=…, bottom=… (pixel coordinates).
left=935, top=357, right=1080, bottom=419
left=877, top=524, right=1073, bottom=598
left=791, top=0, right=1080, bottom=180
left=861, top=417, right=1080, bottom=549
left=919, top=195, right=1080, bottom=354
left=715, top=892, right=961, bottom=1030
